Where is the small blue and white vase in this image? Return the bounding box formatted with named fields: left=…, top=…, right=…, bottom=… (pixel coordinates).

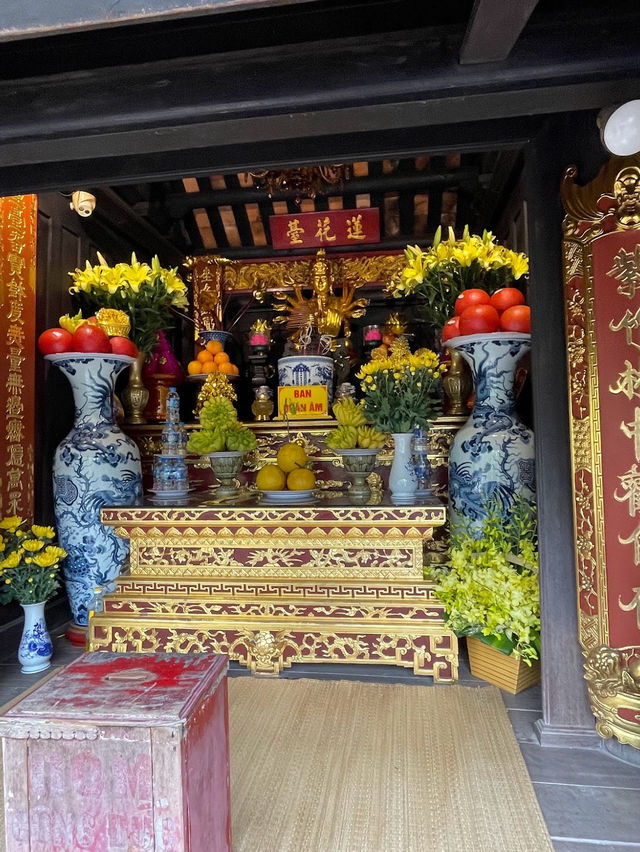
left=18, top=601, right=53, bottom=674
left=46, top=354, right=143, bottom=636
left=389, top=432, right=418, bottom=505
left=445, top=332, right=535, bottom=538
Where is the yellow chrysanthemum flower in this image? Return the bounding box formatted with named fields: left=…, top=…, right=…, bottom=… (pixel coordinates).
left=0, top=515, right=22, bottom=531
left=0, top=551, right=21, bottom=569
left=22, top=539, right=45, bottom=552
left=32, top=551, right=60, bottom=568
left=31, top=525, right=56, bottom=539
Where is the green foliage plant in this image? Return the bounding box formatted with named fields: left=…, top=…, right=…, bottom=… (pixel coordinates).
left=0, top=517, right=67, bottom=605
left=430, top=496, right=540, bottom=663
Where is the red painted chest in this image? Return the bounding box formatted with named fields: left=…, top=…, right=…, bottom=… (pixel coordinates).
left=0, top=652, right=231, bottom=852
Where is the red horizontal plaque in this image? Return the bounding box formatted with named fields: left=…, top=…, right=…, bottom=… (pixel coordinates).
left=270, top=208, right=380, bottom=250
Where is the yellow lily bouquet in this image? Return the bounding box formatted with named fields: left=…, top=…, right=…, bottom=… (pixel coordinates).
left=388, top=226, right=529, bottom=327
left=0, top=516, right=67, bottom=606
left=357, top=338, right=446, bottom=434
left=69, top=253, right=189, bottom=353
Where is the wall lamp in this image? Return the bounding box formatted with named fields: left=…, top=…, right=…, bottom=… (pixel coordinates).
left=598, top=101, right=640, bottom=156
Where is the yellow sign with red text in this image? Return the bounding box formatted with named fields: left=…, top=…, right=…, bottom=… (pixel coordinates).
left=277, top=385, right=329, bottom=419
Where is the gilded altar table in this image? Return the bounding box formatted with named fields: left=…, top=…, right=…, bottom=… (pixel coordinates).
left=90, top=493, right=458, bottom=680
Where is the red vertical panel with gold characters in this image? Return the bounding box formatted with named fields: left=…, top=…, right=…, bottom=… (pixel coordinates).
left=561, top=155, right=640, bottom=750
left=0, top=196, right=37, bottom=518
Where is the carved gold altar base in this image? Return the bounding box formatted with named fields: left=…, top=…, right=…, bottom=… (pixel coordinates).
left=91, top=497, right=458, bottom=680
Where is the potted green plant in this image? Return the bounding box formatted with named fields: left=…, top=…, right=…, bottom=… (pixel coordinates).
left=0, top=516, right=67, bottom=673
left=430, top=497, right=540, bottom=693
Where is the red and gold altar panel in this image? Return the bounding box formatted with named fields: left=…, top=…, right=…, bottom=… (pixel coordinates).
left=561, top=154, right=640, bottom=749
left=90, top=495, right=458, bottom=680
left=0, top=195, right=37, bottom=518
left=185, top=250, right=404, bottom=335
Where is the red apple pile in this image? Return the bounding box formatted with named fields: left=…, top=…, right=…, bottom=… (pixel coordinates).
left=441, top=288, right=531, bottom=341
left=38, top=316, right=139, bottom=357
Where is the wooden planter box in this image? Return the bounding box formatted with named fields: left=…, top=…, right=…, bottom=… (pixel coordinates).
left=0, top=652, right=231, bottom=852
left=466, top=636, right=540, bottom=694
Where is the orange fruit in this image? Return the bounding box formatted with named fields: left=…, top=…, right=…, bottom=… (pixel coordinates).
left=277, top=442, right=308, bottom=473
left=214, top=351, right=230, bottom=364
left=287, top=468, right=316, bottom=490
left=201, top=361, right=216, bottom=373
left=256, top=464, right=286, bottom=491
left=197, top=349, right=214, bottom=363
left=230, top=364, right=240, bottom=376
left=219, top=361, right=235, bottom=374
left=187, top=360, right=202, bottom=375
left=205, top=340, right=223, bottom=355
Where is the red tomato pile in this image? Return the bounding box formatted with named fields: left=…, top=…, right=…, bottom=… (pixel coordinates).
left=38, top=318, right=139, bottom=357
left=441, top=287, right=530, bottom=341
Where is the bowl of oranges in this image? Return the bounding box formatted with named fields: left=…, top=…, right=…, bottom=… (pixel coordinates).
left=187, top=337, right=240, bottom=380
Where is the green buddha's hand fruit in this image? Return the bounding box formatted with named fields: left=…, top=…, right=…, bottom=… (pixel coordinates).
left=332, top=398, right=367, bottom=427
left=326, top=425, right=358, bottom=450
left=187, top=428, right=225, bottom=454
left=356, top=426, right=386, bottom=449
left=225, top=426, right=257, bottom=452
left=200, top=397, right=238, bottom=431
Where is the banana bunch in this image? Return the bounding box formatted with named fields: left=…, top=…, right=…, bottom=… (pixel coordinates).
left=326, top=425, right=358, bottom=450
left=333, top=397, right=367, bottom=427
left=226, top=425, right=257, bottom=452
left=356, top=425, right=386, bottom=449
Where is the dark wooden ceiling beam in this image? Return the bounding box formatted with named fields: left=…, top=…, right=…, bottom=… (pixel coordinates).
left=151, top=170, right=480, bottom=218
left=459, top=0, right=540, bottom=65
left=0, top=14, right=638, bottom=178
left=0, top=116, right=546, bottom=197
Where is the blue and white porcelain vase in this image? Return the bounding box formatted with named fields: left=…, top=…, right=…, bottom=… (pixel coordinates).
left=446, top=332, right=535, bottom=538
left=389, top=432, right=418, bottom=505
left=46, top=354, right=143, bottom=636
left=18, top=601, right=52, bottom=674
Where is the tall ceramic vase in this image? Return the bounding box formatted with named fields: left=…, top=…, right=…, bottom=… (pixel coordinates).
left=18, top=601, right=52, bottom=674
left=46, top=354, right=143, bottom=643
left=445, top=332, right=535, bottom=538
left=389, top=433, right=418, bottom=505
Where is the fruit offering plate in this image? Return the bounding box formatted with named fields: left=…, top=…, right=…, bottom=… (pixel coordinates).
left=258, top=489, right=316, bottom=505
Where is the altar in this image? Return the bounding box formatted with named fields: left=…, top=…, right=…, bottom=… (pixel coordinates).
left=90, top=491, right=458, bottom=680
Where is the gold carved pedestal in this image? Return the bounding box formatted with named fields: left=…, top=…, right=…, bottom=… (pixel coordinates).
left=91, top=497, right=458, bottom=680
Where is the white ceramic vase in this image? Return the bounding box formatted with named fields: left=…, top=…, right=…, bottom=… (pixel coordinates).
left=389, top=433, right=418, bottom=505
left=18, top=601, right=52, bottom=674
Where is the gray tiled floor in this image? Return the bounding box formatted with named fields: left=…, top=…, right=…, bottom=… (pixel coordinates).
left=1, top=616, right=639, bottom=851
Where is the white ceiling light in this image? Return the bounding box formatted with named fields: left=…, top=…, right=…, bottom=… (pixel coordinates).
left=598, top=100, right=640, bottom=156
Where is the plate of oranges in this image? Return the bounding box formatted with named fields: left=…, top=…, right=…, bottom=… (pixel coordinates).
left=187, top=339, right=240, bottom=379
